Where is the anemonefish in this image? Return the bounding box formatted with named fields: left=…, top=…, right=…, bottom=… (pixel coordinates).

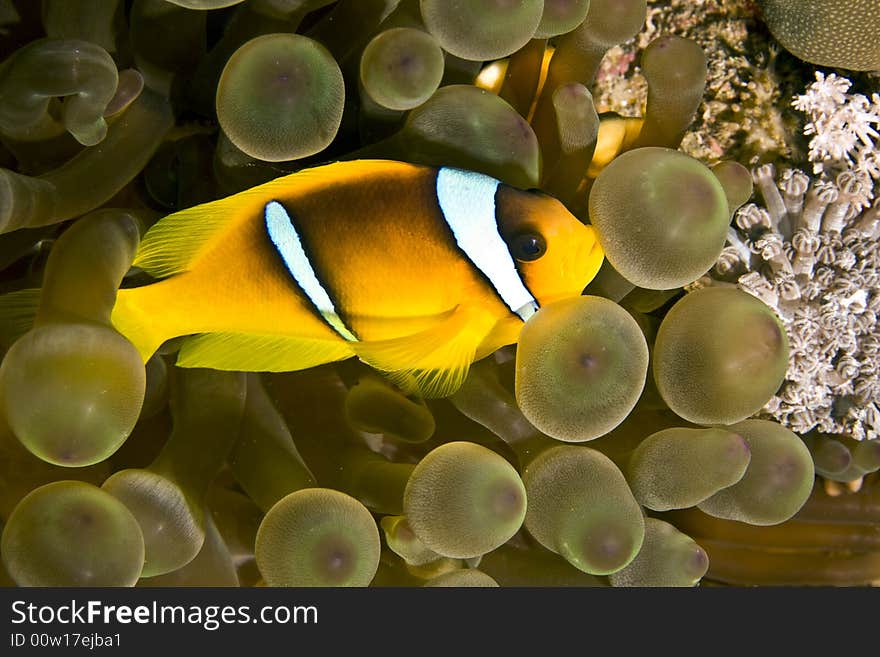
left=111, top=160, right=604, bottom=397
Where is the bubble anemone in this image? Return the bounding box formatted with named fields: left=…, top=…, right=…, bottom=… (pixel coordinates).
left=0, top=87, right=173, bottom=235
left=380, top=515, right=441, bottom=567
left=523, top=446, right=644, bottom=575
left=165, top=0, right=245, bottom=7
left=653, top=287, right=789, bottom=425
left=1, top=481, right=144, bottom=586
left=516, top=296, right=649, bottom=442
left=627, top=427, right=752, bottom=511
left=698, top=420, right=815, bottom=526
left=608, top=519, right=708, bottom=587
left=360, top=28, right=445, bottom=111
left=588, top=147, right=730, bottom=289
left=0, top=38, right=118, bottom=146
left=756, top=0, right=880, bottom=71
left=404, top=441, right=527, bottom=559
left=255, top=488, right=381, bottom=587
left=419, top=0, right=544, bottom=61
left=344, top=375, right=435, bottom=443
left=424, top=569, right=500, bottom=587
left=805, top=436, right=852, bottom=478
left=0, top=323, right=145, bottom=467
left=229, top=374, right=316, bottom=512
left=534, top=0, right=592, bottom=38
left=216, top=33, right=344, bottom=162
left=395, top=84, right=541, bottom=188
left=102, top=469, right=205, bottom=580
left=632, top=36, right=707, bottom=150
left=103, top=369, right=247, bottom=577
left=711, top=161, right=754, bottom=217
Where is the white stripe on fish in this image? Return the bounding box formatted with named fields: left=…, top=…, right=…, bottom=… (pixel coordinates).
left=436, top=168, right=538, bottom=322
left=265, top=200, right=358, bottom=341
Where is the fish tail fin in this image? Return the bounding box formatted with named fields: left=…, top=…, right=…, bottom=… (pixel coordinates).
left=110, top=286, right=172, bottom=362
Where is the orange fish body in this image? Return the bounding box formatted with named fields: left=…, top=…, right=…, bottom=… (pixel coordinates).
left=112, top=160, right=603, bottom=397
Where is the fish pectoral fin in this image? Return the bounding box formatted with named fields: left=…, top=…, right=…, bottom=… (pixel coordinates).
left=176, top=331, right=355, bottom=372
left=352, top=305, right=498, bottom=399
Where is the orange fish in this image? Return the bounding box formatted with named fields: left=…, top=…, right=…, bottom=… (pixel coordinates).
left=112, top=160, right=603, bottom=397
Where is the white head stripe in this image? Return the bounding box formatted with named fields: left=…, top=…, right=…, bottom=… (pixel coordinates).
left=265, top=201, right=358, bottom=341
left=436, top=168, right=538, bottom=321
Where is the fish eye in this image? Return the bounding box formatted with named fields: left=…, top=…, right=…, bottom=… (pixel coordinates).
left=511, top=232, right=547, bottom=262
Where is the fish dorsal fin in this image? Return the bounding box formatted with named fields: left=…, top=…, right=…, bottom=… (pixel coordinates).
left=134, top=159, right=421, bottom=279
left=175, top=332, right=355, bottom=372
left=353, top=305, right=498, bottom=399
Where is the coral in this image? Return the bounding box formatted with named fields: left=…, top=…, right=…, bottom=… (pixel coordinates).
left=755, top=0, right=880, bottom=72
left=707, top=162, right=880, bottom=441
left=792, top=72, right=880, bottom=194
left=593, top=0, right=797, bottom=165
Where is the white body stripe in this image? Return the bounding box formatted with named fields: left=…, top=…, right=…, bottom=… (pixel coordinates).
left=436, top=168, right=538, bottom=321
left=265, top=201, right=358, bottom=341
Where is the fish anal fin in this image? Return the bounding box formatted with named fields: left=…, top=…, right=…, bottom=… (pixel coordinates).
left=353, top=305, right=498, bottom=399
left=176, top=332, right=355, bottom=372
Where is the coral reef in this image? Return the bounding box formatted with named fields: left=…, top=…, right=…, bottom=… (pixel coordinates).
left=0, top=0, right=877, bottom=590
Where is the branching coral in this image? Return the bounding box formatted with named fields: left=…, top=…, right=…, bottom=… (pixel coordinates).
left=705, top=163, right=880, bottom=442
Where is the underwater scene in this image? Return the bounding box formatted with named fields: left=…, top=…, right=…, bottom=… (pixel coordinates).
left=0, top=0, right=878, bottom=588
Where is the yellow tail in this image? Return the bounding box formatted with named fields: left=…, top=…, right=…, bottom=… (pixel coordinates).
left=110, top=285, right=174, bottom=363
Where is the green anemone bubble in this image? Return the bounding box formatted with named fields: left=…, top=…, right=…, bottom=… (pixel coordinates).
left=360, top=28, right=445, bottom=111
left=380, top=515, right=442, bottom=567
left=652, top=287, right=789, bottom=425
left=627, top=427, right=751, bottom=511
left=608, top=518, right=708, bottom=587
left=535, top=0, right=592, bottom=38
left=0, top=38, right=118, bottom=146
left=711, top=160, right=754, bottom=216
left=632, top=36, right=707, bottom=150
left=515, top=296, right=648, bottom=442
left=344, top=375, right=435, bottom=443
left=420, top=0, right=544, bottom=61
left=165, top=0, right=246, bottom=8
left=37, top=208, right=140, bottom=326
left=698, top=420, right=815, bottom=526
left=404, top=441, right=527, bottom=559
left=523, top=445, right=644, bottom=575
left=588, top=147, right=730, bottom=289
left=255, top=488, right=380, bottom=587
left=756, top=0, right=880, bottom=71
left=398, top=84, right=541, bottom=188
left=853, top=440, right=880, bottom=473
left=808, top=437, right=852, bottom=477
left=137, top=513, right=239, bottom=587
left=102, top=469, right=204, bottom=578
left=423, top=569, right=500, bottom=587
left=216, top=33, right=344, bottom=162
left=2, top=481, right=144, bottom=586
left=0, top=322, right=145, bottom=467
